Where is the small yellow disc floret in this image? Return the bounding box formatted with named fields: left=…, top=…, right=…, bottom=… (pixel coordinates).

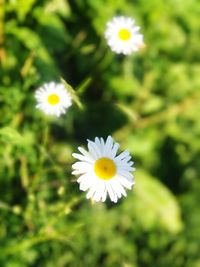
left=118, top=28, right=131, bottom=41
left=94, top=157, right=116, bottom=180
left=47, top=94, right=60, bottom=105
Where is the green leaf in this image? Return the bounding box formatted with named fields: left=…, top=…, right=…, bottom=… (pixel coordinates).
left=8, top=0, right=37, bottom=21
left=44, top=0, right=71, bottom=18
left=76, top=77, right=92, bottom=95
left=60, top=78, right=83, bottom=109
left=130, top=170, right=183, bottom=233
left=0, top=127, right=23, bottom=145
left=6, top=23, right=60, bottom=78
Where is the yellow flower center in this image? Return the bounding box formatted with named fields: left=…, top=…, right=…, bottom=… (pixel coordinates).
left=47, top=94, right=60, bottom=105
left=118, top=28, right=131, bottom=41
left=94, top=157, right=116, bottom=180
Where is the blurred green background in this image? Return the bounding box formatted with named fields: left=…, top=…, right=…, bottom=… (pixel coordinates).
left=1, top=0, right=200, bottom=266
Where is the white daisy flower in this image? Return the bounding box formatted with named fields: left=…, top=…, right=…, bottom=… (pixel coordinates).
left=72, top=136, right=135, bottom=203
left=35, top=82, right=72, bottom=117
left=105, top=16, right=144, bottom=55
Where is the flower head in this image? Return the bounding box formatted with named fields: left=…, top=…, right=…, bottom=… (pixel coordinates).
left=72, top=136, right=135, bottom=203
left=105, top=16, right=144, bottom=55
left=35, top=82, right=72, bottom=117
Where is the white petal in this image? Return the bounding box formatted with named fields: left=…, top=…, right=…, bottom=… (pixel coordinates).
left=101, top=189, right=108, bottom=202
left=87, top=141, right=101, bottom=159
left=94, top=137, right=103, bottom=154
left=92, top=182, right=106, bottom=202
left=78, top=147, right=94, bottom=159
left=111, top=142, right=120, bottom=158
left=86, top=185, right=97, bottom=199
left=106, top=182, right=118, bottom=203
left=72, top=153, right=94, bottom=163
left=116, top=176, right=133, bottom=190
left=72, top=162, right=93, bottom=172
left=77, top=173, right=92, bottom=183
left=115, top=150, right=130, bottom=161
left=72, top=169, right=86, bottom=175
left=104, top=136, right=113, bottom=154
left=111, top=179, right=127, bottom=197
left=117, top=164, right=135, bottom=172
left=79, top=179, right=93, bottom=191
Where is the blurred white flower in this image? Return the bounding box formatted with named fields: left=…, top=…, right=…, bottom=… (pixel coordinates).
left=105, top=16, right=144, bottom=55
left=72, top=136, right=135, bottom=203
left=35, top=82, right=72, bottom=117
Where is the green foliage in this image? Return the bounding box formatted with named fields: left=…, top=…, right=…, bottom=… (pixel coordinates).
left=0, top=127, right=23, bottom=144
left=1, top=0, right=200, bottom=266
